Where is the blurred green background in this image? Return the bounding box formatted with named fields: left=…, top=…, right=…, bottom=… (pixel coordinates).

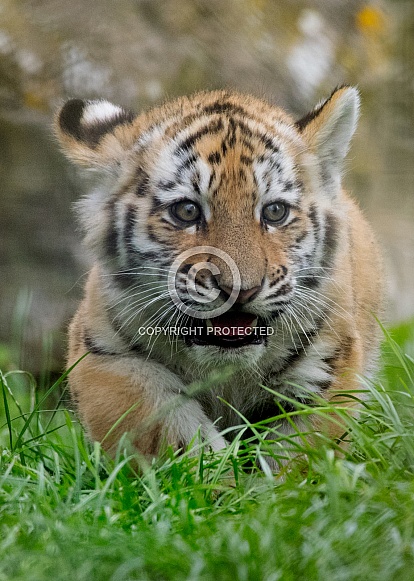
left=0, top=0, right=413, bottom=376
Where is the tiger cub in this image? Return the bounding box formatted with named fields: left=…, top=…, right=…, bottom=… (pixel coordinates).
left=55, top=87, right=383, bottom=465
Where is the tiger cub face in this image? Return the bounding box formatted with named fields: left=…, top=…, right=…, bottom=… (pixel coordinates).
left=56, top=88, right=359, bottom=368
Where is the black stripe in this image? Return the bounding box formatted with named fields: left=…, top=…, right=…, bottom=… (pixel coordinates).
left=115, top=272, right=138, bottom=289
left=323, top=349, right=341, bottom=371
left=210, top=182, right=222, bottom=198
left=321, top=212, right=338, bottom=268
left=341, top=335, right=354, bottom=361
left=150, top=196, right=164, bottom=216
left=157, top=179, right=176, bottom=191
left=109, top=319, right=147, bottom=355
left=232, top=119, right=254, bottom=140
left=226, top=117, right=237, bottom=147
left=240, top=155, right=252, bottom=165
left=208, top=151, right=221, bottom=164
left=301, top=276, right=319, bottom=289
left=273, top=319, right=325, bottom=378
left=295, top=101, right=327, bottom=132
left=323, top=336, right=354, bottom=370
left=192, top=174, right=202, bottom=196
left=214, top=117, right=256, bottom=151
left=276, top=348, right=306, bottom=377
left=295, top=231, right=308, bottom=244
left=259, top=134, right=279, bottom=154
left=270, top=283, right=292, bottom=297
left=160, top=217, right=179, bottom=230
left=308, top=203, right=320, bottom=242
left=147, top=224, right=160, bottom=244
left=136, top=250, right=165, bottom=261
left=84, top=333, right=118, bottom=356
left=176, top=118, right=224, bottom=154
left=105, top=199, right=119, bottom=259
left=241, top=139, right=254, bottom=153
left=82, top=111, right=134, bottom=147
left=239, top=395, right=316, bottom=448
left=195, top=278, right=209, bottom=290
left=295, top=85, right=350, bottom=132
left=256, top=155, right=283, bottom=179
left=280, top=217, right=300, bottom=229
left=269, top=265, right=287, bottom=288
left=283, top=180, right=294, bottom=191
left=244, top=398, right=296, bottom=426
left=180, top=263, right=193, bottom=275
left=238, top=168, right=247, bottom=182
left=124, top=205, right=137, bottom=257
left=268, top=306, right=287, bottom=319
left=269, top=278, right=282, bottom=289
left=314, top=380, right=332, bottom=391
left=135, top=169, right=151, bottom=197
left=177, top=153, right=197, bottom=173
left=202, top=101, right=248, bottom=117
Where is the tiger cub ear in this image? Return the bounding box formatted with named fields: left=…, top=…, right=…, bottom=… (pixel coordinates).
left=54, top=99, right=136, bottom=169
left=296, top=86, right=360, bottom=192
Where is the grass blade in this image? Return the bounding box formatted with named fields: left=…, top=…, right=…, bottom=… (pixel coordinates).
left=13, top=353, right=88, bottom=452
left=1, top=372, right=13, bottom=449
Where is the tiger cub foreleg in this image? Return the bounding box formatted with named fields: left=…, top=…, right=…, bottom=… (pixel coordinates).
left=67, top=346, right=227, bottom=458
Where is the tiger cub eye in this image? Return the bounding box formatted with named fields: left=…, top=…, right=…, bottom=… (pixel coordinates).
left=171, top=200, right=201, bottom=224
left=262, top=202, right=289, bottom=224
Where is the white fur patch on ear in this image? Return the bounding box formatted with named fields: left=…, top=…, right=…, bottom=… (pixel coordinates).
left=296, top=86, right=360, bottom=194
left=312, top=87, right=360, bottom=162
left=55, top=98, right=135, bottom=168
left=81, top=101, right=125, bottom=125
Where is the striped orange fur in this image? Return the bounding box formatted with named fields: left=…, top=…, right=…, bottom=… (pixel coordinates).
left=55, top=88, right=384, bottom=467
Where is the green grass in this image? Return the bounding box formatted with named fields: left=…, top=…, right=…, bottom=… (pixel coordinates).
left=1, top=322, right=414, bottom=581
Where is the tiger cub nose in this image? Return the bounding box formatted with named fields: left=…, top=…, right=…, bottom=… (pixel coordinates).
left=219, top=284, right=261, bottom=304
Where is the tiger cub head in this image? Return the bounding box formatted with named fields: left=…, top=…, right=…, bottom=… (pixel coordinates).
left=55, top=88, right=359, bottom=367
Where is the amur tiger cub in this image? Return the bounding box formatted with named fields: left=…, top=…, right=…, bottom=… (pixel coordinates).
left=55, top=87, right=383, bottom=467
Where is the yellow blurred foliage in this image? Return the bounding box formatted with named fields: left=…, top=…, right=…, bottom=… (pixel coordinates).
left=356, top=5, right=386, bottom=35
left=23, top=91, right=48, bottom=111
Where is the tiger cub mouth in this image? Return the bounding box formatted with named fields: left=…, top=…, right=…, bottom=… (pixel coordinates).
left=184, top=312, right=270, bottom=348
